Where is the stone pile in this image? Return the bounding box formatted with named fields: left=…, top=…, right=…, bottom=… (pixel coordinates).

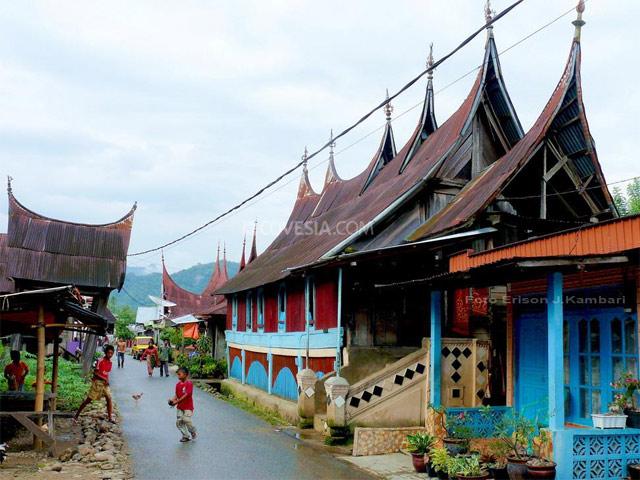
left=41, top=403, right=132, bottom=479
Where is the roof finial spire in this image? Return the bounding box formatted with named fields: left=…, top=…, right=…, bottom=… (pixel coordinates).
left=302, top=146, right=309, bottom=173
left=329, top=129, right=335, bottom=160
left=573, top=0, right=586, bottom=41
left=484, top=0, right=495, bottom=37
left=426, top=43, right=434, bottom=79
left=384, top=88, right=394, bottom=122
left=7, top=175, right=12, bottom=193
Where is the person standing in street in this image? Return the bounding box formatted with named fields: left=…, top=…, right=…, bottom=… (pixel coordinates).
left=159, top=339, right=171, bottom=377
left=168, top=366, right=197, bottom=442
left=116, top=337, right=127, bottom=368
left=141, top=340, right=159, bottom=377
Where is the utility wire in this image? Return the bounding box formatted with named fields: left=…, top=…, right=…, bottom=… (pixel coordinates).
left=127, top=0, right=526, bottom=257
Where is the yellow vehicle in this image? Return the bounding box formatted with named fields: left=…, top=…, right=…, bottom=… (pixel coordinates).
left=131, top=336, right=153, bottom=360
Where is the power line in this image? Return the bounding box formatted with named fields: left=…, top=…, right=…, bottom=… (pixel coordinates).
left=127, top=0, right=527, bottom=257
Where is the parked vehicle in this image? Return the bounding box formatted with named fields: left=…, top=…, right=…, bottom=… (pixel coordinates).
left=131, top=336, right=153, bottom=360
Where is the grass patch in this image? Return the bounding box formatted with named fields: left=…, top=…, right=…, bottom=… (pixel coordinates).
left=213, top=384, right=288, bottom=426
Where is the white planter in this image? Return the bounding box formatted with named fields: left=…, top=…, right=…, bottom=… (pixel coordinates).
left=591, top=413, right=627, bottom=429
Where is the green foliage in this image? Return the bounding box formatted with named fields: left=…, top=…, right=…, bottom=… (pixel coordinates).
left=0, top=344, right=89, bottom=411
left=613, top=179, right=640, bottom=217
left=493, top=408, right=541, bottom=459
left=160, top=327, right=183, bottom=347
left=196, top=335, right=213, bottom=355
left=448, top=454, right=485, bottom=477
left=175, top=351, right=226, bottom=379
left=406, top=432, right=435, bottom=454
left=429, top=447, right=450, bottom=473
left=109, top=297, right=136, bottom=340
left=430, top=404, right=473, bottom=441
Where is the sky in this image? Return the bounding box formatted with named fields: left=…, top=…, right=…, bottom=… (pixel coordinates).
left=0, top=0, right=638, bottom=273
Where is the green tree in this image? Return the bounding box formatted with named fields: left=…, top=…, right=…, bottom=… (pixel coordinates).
left=109, top=297, right=136, bottom=340
left=613, top=186, right=628, bottom=216
left=627, top=178, right=640, bottom=215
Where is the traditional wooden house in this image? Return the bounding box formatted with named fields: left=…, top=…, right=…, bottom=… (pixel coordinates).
left=161, top=246, right=228, bottom=358
left=217, top=6, right=640, bottom=475
left=0, top=180, right=135, bottom=446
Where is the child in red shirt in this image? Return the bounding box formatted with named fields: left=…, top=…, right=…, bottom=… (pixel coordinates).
left=3, top=351, right=29, bottom=391
left=74, top=344, right=114, bottom=423
left=168, top=367, right=197, bottom=442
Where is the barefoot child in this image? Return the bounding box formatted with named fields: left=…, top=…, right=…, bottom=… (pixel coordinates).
left=3, top=350, right=29, bottom=391
left=74, top=344, right=114, bottom=423
left=168, top=367, right=197, bottom=442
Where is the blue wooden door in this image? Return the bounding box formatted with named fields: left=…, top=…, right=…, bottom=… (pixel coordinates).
left=516, top=309, right=548, bottom=421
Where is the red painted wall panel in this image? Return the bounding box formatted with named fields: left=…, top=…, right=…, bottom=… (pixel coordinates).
left=315, top=277, right=337, bottom=330
left=252, top=292, right=258, bottom=332
left=245, top=350, right=268, bottom=370
left=287, top=282, right=306, bottom=332
left=226, top=307, right=232, bottom=330
left=229, top=347, right=241, bottom=365
left=272, top=354, right=297, bottom=385
left=308, top=357, right=335, bottom=375
left=237, top=296, right=246, bottom=331
left=264, top=288, right=278, bottom=333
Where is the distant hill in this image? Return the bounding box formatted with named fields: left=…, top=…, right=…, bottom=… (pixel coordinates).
left=111, top=261, right=239, bottom=308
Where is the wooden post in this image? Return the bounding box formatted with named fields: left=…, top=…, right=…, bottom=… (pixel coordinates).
left=34, top=305, right=46, bottom=449
left=51, top=332, right=60, bottom=411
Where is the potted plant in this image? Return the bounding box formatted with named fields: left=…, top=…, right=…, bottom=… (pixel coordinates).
left=484, top=440, right=510, bottom=480
left=493, top=410, right=539, bottom=480
left=526, top=430, right=556, bottom=479
left=430, top=447, right=450, bottom=480
left=450, top=454, right=489, bottom=480
left=612, top=372, right=640, bottom=428
left=406, top=432, right=436, bottom=473
left=431, top=405, right=473, bottom=455
left=591, top=401, right=627, bottom=429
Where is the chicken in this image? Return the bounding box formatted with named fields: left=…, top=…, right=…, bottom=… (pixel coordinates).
left=132, top=392, right=143, bottom=401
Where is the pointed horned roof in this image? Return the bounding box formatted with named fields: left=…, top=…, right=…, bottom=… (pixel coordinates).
left=408, top=4, right=613, bottom=240
left=217, top=16, right=530, bottom=295
left=249, top=222, right=258, bottom=263
left=5, top=183, right=136, bottom=290
left=239, top=235, right=247, bottom=271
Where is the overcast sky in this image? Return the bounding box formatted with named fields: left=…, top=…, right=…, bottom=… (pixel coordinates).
left=1, top=0, right=638, bottom=272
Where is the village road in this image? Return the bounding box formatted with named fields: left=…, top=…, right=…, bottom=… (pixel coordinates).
left=110, top=359, right=372, bottom=480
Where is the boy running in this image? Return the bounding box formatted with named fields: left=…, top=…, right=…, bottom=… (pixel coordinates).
left=74, top=344, right=115, bottom=423
left=168, top=367, right=197, bottom=442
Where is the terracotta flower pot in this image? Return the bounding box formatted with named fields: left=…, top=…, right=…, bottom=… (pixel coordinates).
left=444, top=437, right=469, bottom=455
left=410, top=452, right=428, bottom=473
left=506, top=456, right=529, bottom=480
left=526, top=460, right=557, bottom=479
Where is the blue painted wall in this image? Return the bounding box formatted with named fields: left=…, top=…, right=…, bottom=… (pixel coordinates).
left=272, top=367, right=297, bottom=401
left=230, top=356, right=242, bottom=381
left=246, top=361, right=269, bottom=392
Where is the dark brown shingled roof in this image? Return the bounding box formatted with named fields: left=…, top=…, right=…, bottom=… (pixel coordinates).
left=407, top=39, right=614, bottom=241
left=0, top=234, right=14, bottom=293
left=6, top=190, right=135, bottom=290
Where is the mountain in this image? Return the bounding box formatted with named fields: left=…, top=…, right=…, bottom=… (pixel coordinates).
left=111, top=261, right=239, bottom=308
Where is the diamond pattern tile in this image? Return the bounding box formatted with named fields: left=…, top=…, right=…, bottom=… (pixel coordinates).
left=451, top=372, right=461, bottom=383
left=451, top=359, right=462, bottom=370
left=477, top=361, right=486, bottom=372
left=415, top=363, right=425, bottom=374
left=361, top=390, right=372, bottom=403
left=452, top=347, right=461, bottom=358
left=441, top=347, right=451, bottom=357
left=462, top=347, right=472, bottom=358
left=373, top=385, right=383, bottom=397
left=349, top=397, right=360, bottom=408
left=394, top=375, right=404, bottom=386
left=404, top=368, right=415, bottom=380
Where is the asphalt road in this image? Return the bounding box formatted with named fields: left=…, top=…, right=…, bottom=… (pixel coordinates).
left=110, top=357, right=372, bottom=480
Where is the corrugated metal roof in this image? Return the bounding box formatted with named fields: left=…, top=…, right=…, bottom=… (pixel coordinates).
left=135, top=306, right=159, bottom=324
left=449, top=214, right=640, bottom=273
left=0, top=234, right=14, bottom=293
left=5, top=190, right=135, bottom=290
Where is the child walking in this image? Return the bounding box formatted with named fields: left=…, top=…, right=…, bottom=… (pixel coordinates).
left=168, top=367, right=197, bottom=442
left=74, top=344, right=114, bottom=423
